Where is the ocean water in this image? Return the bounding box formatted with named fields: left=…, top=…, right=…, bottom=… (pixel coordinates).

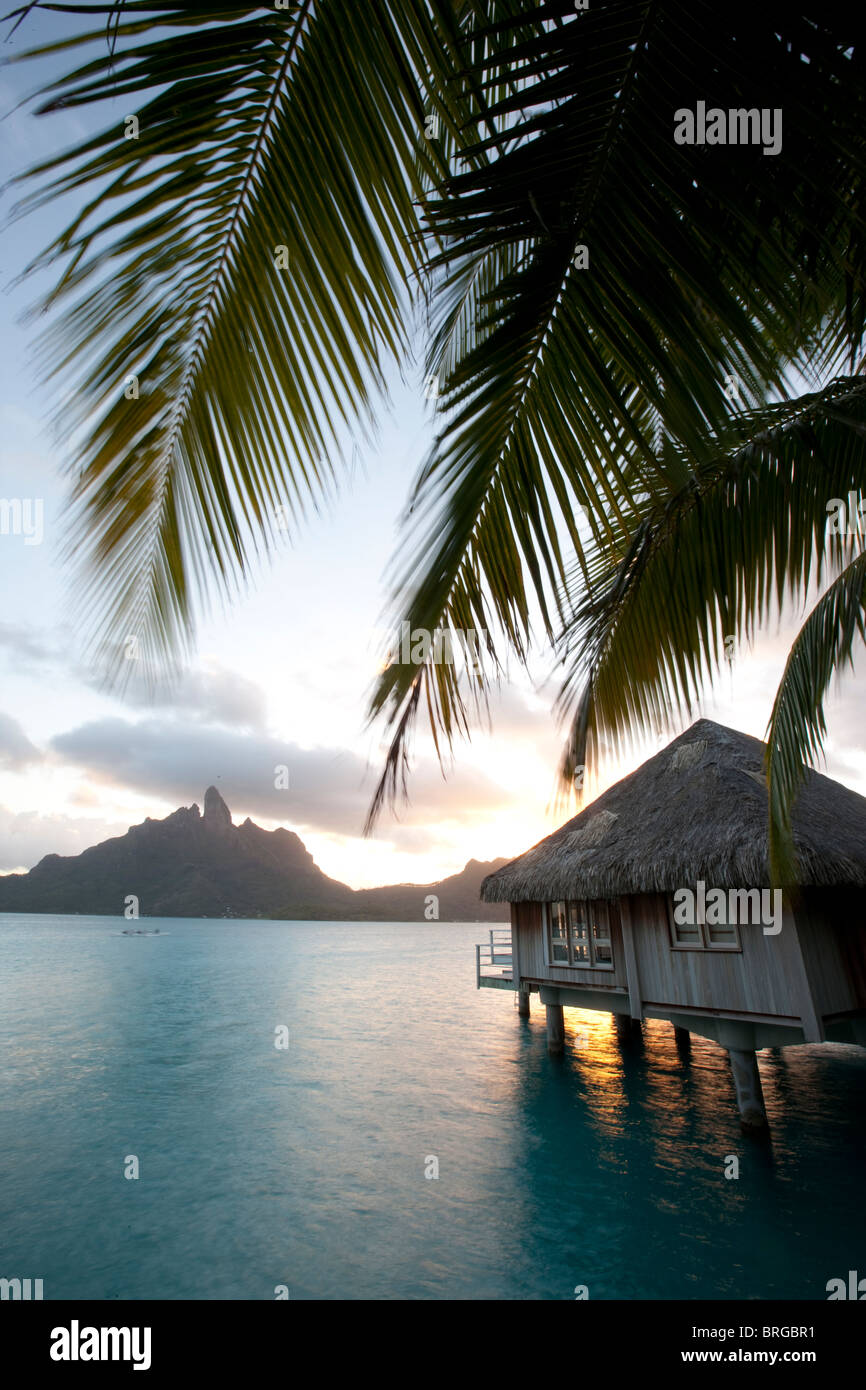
left=1, top=913, right=864, bottom=1301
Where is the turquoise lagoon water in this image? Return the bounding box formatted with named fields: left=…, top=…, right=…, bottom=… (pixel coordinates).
left=0, top=914, right=864, bottom=1301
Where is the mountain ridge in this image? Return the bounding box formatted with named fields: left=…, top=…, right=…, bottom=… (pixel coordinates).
left=0, top=787, right=509, bottom=921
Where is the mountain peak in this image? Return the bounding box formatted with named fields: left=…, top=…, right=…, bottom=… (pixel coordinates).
left=203, top=785, right=232, bottom=832
left=0, top=791, right=508, bottom=921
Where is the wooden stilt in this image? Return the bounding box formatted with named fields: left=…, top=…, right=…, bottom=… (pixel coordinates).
left=672, top=1024, right=691, bottom=1066
left=546, top=1003, right=564, bottom=1053
left=728, top=1047, right=768, bottom=1129
left=517, top=989, right=530, bottom=1017
left=615, top=1013, right=641, bottom=1041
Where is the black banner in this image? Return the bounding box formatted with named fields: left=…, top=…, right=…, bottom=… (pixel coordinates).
left=3, top=1299, right=862, bottom=1376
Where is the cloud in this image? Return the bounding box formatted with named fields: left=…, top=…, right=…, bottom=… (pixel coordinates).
left=115, top=662, right=268, bottom=731
left=50, top=716, right=507, bottom=837
left=0, top=624, right=269, bottom=732
left=0, top=712, right=43, bottom=769
left=0, top=806, right=125, bottom=874
left=483, top=683, right=561, bottom=743
left=0, top=623, right=60, bottom=671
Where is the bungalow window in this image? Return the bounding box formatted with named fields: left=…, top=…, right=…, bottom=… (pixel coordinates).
left=546, top=900, right=614, bottom=968
left=668, top=897, right=741, bottom=951
left=550, top=900, right=569, bottom=962
left=706, top=920, right=738, bottom=947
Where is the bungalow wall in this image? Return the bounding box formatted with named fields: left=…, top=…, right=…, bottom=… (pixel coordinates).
left=628, top=892, right=805, bottom=1021
left=514, top=900, right=629, bottom=993
left=514, top=892, right=861, bottom=1026
left=795, top=887, right=866, bottom=1019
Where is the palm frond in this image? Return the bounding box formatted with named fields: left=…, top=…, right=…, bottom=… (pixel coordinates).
left=555, top=378, right=866, bottom=846
left=367, top=0, right=866, bottom=824
left=766, top=550, right=866, bottom=886
left=9, top=0, right=505, bottom=679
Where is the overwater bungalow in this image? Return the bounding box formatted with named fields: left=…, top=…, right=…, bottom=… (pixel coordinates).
left=477, top=720, right=866, bottom=1128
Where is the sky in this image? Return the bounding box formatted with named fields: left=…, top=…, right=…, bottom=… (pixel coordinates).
left=0, top=7, right=863, bottom=891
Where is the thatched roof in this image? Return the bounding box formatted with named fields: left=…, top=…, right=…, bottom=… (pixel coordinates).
left=481, top=719, right=866, bottom=902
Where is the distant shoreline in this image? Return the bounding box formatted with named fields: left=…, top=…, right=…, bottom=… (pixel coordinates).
left=0, top=910, right=502, bottom=924
left=0, top=787, right=510, bottom=923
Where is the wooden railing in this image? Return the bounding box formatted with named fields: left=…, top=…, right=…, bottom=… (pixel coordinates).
left=476, top=927, right=513, bottom=986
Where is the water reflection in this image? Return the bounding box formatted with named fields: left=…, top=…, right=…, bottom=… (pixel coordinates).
left=1, top=918, right=864, bottom=1301
left=499, top=1002, right=866, bottom=1299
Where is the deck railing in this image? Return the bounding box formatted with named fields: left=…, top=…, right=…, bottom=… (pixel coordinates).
left=476, top=926, right=513, bottom=987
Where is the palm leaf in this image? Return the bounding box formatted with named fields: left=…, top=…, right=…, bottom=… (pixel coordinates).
left=554, top=377, right=866, bottom=882
left=766, top=550, right=866, bottom=886
left=8, top=0, right=517, bottom=678
left=367, top=0, right=866, bottom=824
